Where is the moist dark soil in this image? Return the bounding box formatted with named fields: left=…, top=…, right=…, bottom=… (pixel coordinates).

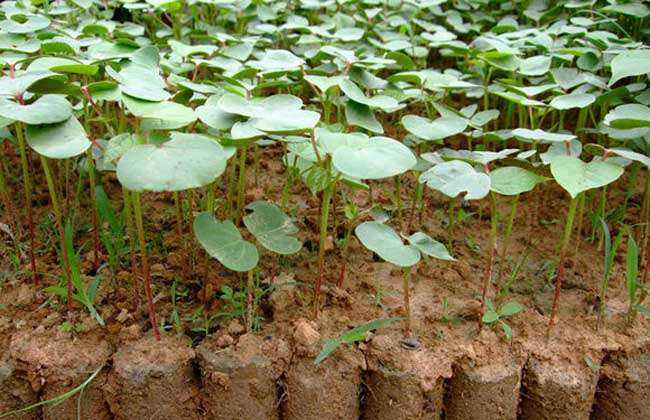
left=0, top=144, right=649, bottom=419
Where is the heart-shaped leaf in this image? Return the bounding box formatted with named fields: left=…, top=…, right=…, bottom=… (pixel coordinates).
left=117, top=133, right=232, bottom=192
left=26, top=116, right=90, bottom=159
left=193, top=212, right=258, bottom=272
left=339, top=79, right=398, bottom=110
left=332, top=136, right=416, bottom=180
left=511, top=128, right=576, bottom=143
left=402, top=115, right=468, bottom=141
left=406, top=232, right=454, bottom=261
left=122, top=95, right=196, bottom=130
left=549, top=93, right=595, bottom=110
left=355, top=221, right=420, bottom=267
left=603, top=104, right=650, bottom=129
left=0, top=95, right=72, bottom=125
left=550, top=156, right=624, bottom=198
left=243, top=201, right=302, bottom=255
left=419, top=160, right=490, bottom=200
left=490, top=167, right=546, bottom=196
left=609, top=50, right=650, bottom=87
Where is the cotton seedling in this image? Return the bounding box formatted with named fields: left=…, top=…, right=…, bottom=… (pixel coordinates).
left=355, top=220, right=453, bottom=336
left=194, top=200, right=301, bottom=331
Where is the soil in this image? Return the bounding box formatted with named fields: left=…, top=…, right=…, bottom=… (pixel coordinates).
left=0, top=144, right=649, bottom=418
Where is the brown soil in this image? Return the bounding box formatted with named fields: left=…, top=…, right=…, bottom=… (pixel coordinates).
left=592, top=342, right=650, bottom=419
left=104, top=333, right=200, bottom=420
left=196, top=333, right=290, bottom=419
left=519, top=353, right=601, bottom=419
left=8, top=327, right=112, bottom=420
left=444, top=351, right=523, bottom=420
left=281, top=319, right=365, bottom=420
left=363, top=333, right=452, bottom=419
left=1, top=144, right=649, bottom=418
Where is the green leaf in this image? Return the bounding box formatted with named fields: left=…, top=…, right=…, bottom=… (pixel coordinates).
left=0, top=95, right=72, bottom=125
left=500, top=321, right=513, bottom=340
left=609, top=50, right=650, bottom=87
left=121, top=95, right=197, bottom=130
left=490, top=167, right=546, bottom=195
left=499, top=301, right=523, bottom=317
left=512, top=128, right=576, bottom=143
left=26, top=116, right=91, bottom=159
left=406, top=232, right=454, bottom=260
left=549, top=93, right=595, bottom=110
left=0, top=70, right=63, bottom=97
left=604, top=104, right=650, bottom=129
left=193, top=212, right=258, bottom=272
left=339, top=79, right=398, bottom=110
left=402, top=115, right=468, bottom=141
left=355, top=221, right=420, bottom=267
left=116, top=133, right=232, bottom=192
left=345, top=100, right=383, bottom=134
left=314, top=317, right=400, bottom=365
left=550, top=156, right=624, bottom=198
left=0, top=14, right=50, bottom=34
left=243, top=201, right=302, bottom=255
left=482, top=309, right=499, bottom=323
left=518, top=55, right=551, bottom=76
left=419, top=160, right=490, bottom=200
left=627, top=235, right=639, bottom=305
left=332, top=136, right=416, bottom=180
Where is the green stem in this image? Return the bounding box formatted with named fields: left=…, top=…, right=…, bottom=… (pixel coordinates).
left=40, top=155, right=73, bottom=311
left=85, top=149, right=100, bottom=271
left=236, top=146, right=247, bottom=222
left=546, top=197, right=579, bottom=338
left=497, top=194, right=519, bottom=284
left=480, top=192, right=498, bottom=321
left=206, top=181, right=216, bottom=214
left=313, top=183, right=333, bottom=318
left=132, top=192, right=161, bottom=341
left=0, top=156, right=17, bottom=233
left=16, top=122, right=38, bottom=285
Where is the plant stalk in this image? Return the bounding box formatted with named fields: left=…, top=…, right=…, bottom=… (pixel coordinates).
left=132, top=192, right=161, bottom=341
left=546, top=197, right=578, bottom=338
left=480, top=192, right=499, bottom=324
left=40, top=155, right=73, bottom=310
left=313, top=184, right=333, bottom=318
left=403, top=266, right=412, bottom=336
left=16, top=122, right=38, bottom=285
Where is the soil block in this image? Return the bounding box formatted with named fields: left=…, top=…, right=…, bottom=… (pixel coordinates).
left=9, top=328, right=112, bottom=420
left=105, top=333, right=200, bottom=420
left=592, top=347, right=650, bottom=419
left=363, top=334, right=451, bottom=420
left=519, top=354, right=600, bottom=420
left=196, top=333, right=290, bottom=420
left=444, top=357, right=522, bottom=420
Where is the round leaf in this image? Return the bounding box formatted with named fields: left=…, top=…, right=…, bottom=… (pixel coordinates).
left=406, top=232, right=454, bottom=261
left=332, top=136, right=416, bottom=180
left=0, top=95, right=72, bottom=125
left=354, top=221, right=420, bottom=267
left=489, top=167, right=546, bottom=195
left=419, top=160, right=490, bottom=200
left=117, top=133, right=231, bottom=192
left=550, top=156, right=624, bottom=198
left=243, top=201, right=302, bottom=255
left=26, top=116, right=90, bottom=159
left=193, top=212, right=258, bottom=272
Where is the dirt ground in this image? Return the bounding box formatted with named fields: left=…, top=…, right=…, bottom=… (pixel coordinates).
left=0, top=143, right=649, bottom=419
